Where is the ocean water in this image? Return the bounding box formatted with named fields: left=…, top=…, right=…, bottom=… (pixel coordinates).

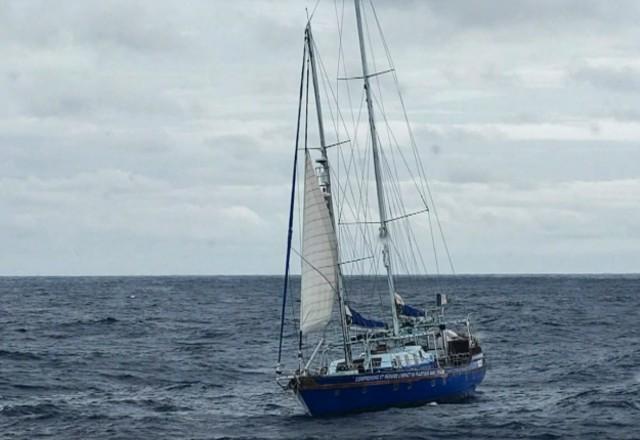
left=0, top=275, right=638, bottom=439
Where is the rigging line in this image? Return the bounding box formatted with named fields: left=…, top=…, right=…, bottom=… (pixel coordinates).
left=336, top=104, right=364, bottom=228
left=291, top=249, right=340, bottom=310
left=359, top=136, right=384, bottom=310
left=370, top=85, right=435, bottom=275
left=378, top=148, right=413, bottom=275
left=298, top=44, right=312, bottom=355
left=335, top=0, right=357, bottom=129
left=296, top=152, right=303, bottom=280
left=332, top=3, right=347, bottom=255
left=383, top=137, right=424, bottom=275
left=377, top=115, right=429, bottom=275
left=311, top=34, right=367, bottom=173
left=323, top=5, right=381, bottom=308
left=339, top=255, right=374, bottom=266
left=334, top=7, right=355, bottom=240
left=328, top=164, right=372, bottom=268
left=312, top=40, right=339, bottom=148
left=388, top=232, right=410, bottom=276
left=354, top=131, right=381, bottom=279
left=355, top=168, right=385, bottom=313
left=335, top=90, right=365, bottom=224
left=370, top=86, right=430, bottom=211
left=297, top=255, right=343, bottom=313
left=293, top=141, right=303, bottom=331
left=362, top=0, right=390, bottom=136
left=389, top=150, right=427, bottom=276
left=363, top=1, right=395, bottom=158
left=311, top=36, right=367, bottom=214
left=311, top=62, right=372, bottom=281
left=328, top=154, right=377, bottom=273
left=306, top=0, right=321, bottom=25
left=339, top=208, right=429, bottom=225
left=311, top=40, right=364, bottom=229
left=333, top=0, right=344, bottom=139
left=337, top=125, right=374, bottom=281
left=311, top=38, right=357, bottom=154
left=370, top=1, right=456, bottom=274
left=328, top=1, right=345, bottom=249
left=368, top=1, right=430, bottom=206
left=304, top=49, right=311, bottom=155
left=363, top=62, right=426, bottom=258
left=278, top=41, right=307, bottom=367
left=333, top=135, right=381, bottom=310
left=371, top=111, right=421, bottom=275
left=427, top=211, right=441, bottom=276
left=338, top=132, right=367, bottom=235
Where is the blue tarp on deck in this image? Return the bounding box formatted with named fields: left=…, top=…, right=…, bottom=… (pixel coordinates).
left=399, top=303, right=425, bottom=318
left=346, top=306, right=385, bottom=329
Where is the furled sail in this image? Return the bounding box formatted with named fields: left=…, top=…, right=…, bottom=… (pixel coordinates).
left=300, top=152, right=338, bottom=334
left=395, top=293, right=425, bottom=318
left=345, top=305, right=385, bottom=329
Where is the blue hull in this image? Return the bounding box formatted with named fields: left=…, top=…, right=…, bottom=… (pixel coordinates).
left=294, top=362, right=486, bottom=416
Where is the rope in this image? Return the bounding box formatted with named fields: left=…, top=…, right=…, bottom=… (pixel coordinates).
left=277, top=40, right=307, bottom=367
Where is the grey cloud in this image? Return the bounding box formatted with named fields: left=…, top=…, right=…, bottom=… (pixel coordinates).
left=1, top=0, right=639, bottom=274
left=606, top=109, right=640, bottom=122
left=571, top=65, right=640, bottom=92
left=370, top=0, right=640, bottom=34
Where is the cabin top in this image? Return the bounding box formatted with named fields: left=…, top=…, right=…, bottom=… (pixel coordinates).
left=328, top=345, right=437, bottom=375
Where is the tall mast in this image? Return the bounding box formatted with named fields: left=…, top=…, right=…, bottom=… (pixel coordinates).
left=353, top=0, right=400, bottom=336
left=306, top=24, right=352, bottom=365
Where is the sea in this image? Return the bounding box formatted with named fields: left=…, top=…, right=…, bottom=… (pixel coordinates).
left=0, top=275, right=638, bottom=439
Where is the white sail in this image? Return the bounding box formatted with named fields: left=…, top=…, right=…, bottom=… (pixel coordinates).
left=300, top=151, right=338, bottom=335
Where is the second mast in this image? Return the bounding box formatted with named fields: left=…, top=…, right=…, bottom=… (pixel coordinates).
left=353, top=0, right=400, bottom=336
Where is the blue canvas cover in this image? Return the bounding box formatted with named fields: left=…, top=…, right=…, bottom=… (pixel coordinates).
left=399, top=303, right=425, bottom=318
left=346, top=306, right=385, bottom=329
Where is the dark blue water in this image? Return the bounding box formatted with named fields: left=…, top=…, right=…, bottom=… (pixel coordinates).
left=1, top=275, right=638, bottom=439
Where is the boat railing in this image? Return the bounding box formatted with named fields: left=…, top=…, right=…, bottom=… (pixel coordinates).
left=320, top=315, right=473, bottom=351
left=438, top=352, right=471, bottom=368
left=299, top=314, right=478, bottom=374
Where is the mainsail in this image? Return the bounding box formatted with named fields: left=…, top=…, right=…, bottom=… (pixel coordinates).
left=300, top=151, right=339, bottom=334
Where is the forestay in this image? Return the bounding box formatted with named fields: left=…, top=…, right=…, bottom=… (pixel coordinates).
left=300, top=152, right=339, bottom=334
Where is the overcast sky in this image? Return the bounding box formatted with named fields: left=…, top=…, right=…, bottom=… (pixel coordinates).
left=1, top=0, right=639, bottom=275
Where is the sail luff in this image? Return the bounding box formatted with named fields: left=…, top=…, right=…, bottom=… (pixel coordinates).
left=305, top=24, right=352, bottom=364
left=300, top=152, right=339, bottom=335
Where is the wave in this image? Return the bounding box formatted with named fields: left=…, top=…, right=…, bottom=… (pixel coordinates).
left=556, top=386, right=640, bottom=412
left=0, top=402, right=61, bottom=419
left=59, top=317, right=119, bottom=327
left=0, top=350, right=41, bottom=361
left=116, top=398, right=193, bottom=413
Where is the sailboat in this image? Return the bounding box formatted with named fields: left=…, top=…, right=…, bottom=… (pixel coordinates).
left=276, top=0, right=486, bottom=417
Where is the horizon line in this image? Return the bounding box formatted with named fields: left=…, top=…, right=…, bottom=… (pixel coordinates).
left=1, top=272, right=639, bottom=278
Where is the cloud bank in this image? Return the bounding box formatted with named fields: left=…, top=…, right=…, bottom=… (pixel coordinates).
left=1, top=0, right=639, bottom=274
